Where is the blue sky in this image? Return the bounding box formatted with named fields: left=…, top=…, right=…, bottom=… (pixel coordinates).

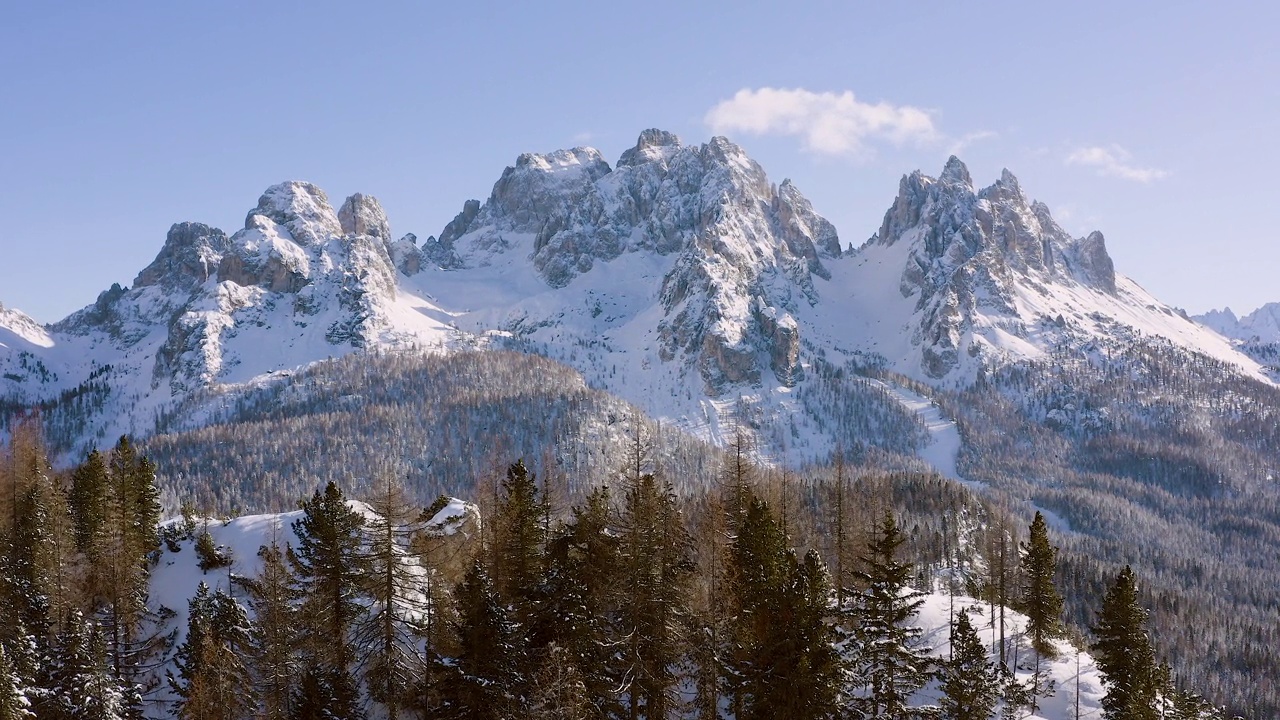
left=2, top=1, right=1277, bottom=322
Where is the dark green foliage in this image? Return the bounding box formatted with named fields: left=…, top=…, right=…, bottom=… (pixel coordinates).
left=850, top=512, right=934, bottom=719
left=436, top=561, right=521, bottom=720
left=1018, top=511, right=1063, bottom=656
left=532, top=486, right=622, bottom=717
left=939, top=609, right=999, bottom=720
left=193, top=529, right=230, bottom=573
left=170, top=582, right=257, bottom=720
left=0, top=644, right=34, bottom=720
left=46, top=612, right=126, bottom=720
left=490, top=459, right=546, bottom=623
left=1092, top=566, right=1158, bottom=720
left=289, top=481, right=368, bottom=673
left=617, top=474, right=694, bottom=720
left=69, top=450, right=109, bottom=555
left=727, top=497, right=840, bottom=720
left=289, top=662, right=365, bottom=720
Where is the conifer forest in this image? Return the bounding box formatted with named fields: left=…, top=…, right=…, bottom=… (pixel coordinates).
left=0, top=417, right=1252, bottom=719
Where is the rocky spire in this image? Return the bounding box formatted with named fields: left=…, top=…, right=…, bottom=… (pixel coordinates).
left=133, top=222, right=231, bottom=289
left=338, top=193, right=392, bottom=240
left=939, top=155, right=973, bottom=188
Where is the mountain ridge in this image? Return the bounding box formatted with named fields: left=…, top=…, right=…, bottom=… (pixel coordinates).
left=0, top=129, right=1270, bottom=460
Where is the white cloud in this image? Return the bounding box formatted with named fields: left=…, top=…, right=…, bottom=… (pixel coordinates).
left=704, top=87, right=937, bottom=156
left=1066, top=145, right=1168, bottom=183
left=947, top=130, right=999, bottom=157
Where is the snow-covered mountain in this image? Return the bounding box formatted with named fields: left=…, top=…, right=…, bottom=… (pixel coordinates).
left=822, top=156, right=1264, bottom=386
left=1197, top=302, right=1280, bottom=343
left=0, top=129, right=1270, bottom=460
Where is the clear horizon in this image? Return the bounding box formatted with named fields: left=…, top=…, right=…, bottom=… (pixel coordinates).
left=2, top=2, right=1277, bottom=323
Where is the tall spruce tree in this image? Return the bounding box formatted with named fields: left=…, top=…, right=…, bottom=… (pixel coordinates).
left=94, top=437, right=163, bottom=680
left=490, top=459, right=546, bottom=627
left=940, top=609, right=999, bottom=720
left=47, top=612, right=128, bottom=720
left=247, top=534, right=300, bottom=720
left=437, top=561, right=521, bottom=720
left=617, top=473, right=692, bottom=720
left=1019, top=511, right=1064, bottom=656
left=727, top=497, right=839, bottom=720
left=851, top=512, right=933, bottom=719
left=1092, top=565, right=1158, bottom=720
left=532, top=486, right=621, bottom=718
left=289, top=481, right=368, bottom=675
left=170, top=583, right=257, bottom=720
left=0, top=644, right=34, bottom=720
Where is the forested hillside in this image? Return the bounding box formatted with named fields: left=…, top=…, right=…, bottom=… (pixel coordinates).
left=929, top=335, right=1280, bottom=716
left=0, top=421, right=1242, bottom=719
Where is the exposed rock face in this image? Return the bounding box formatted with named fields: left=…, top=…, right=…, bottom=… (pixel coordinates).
left=435, top=129, right=839, bottom=393
left=868, top=156, right=1120, bottom=378
left=134, top=223, right=231, bottom=289
left=338, top=193, right=392, bottom=241
left=390, top=233, right=423, bottom=275
left=245, top=181, right=341, bottom=247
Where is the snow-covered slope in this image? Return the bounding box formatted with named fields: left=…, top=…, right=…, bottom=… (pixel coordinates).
left=142, top=504, right=1105, bottom=720
left=148, top=498, right=475, bottom=714
left=1195, top=303, right=1280, bottom=378
left=819, top=157, right=1268, bottom=387
left=1198, top=303, right=1280, bottom=343
left=0, top=131, right=1270, bottom=466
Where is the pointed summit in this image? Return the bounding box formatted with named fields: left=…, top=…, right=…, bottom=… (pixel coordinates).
left=939, top=155, right=972, bottom=188
left=617, top=128, right=682, bottom=167
left=133, top=222, right=230, bottom=289
left=246, top=181, right=341, bottom=247
left=338, top=193, right=392, bottom=241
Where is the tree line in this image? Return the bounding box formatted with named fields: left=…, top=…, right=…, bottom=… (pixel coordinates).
left=0, top=423, right=1236, bottom=719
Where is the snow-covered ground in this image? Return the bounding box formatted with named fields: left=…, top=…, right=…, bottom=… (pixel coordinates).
left=915, top=593, right=1107, bottom=719
left=142, top=503, right=1106, bottom=720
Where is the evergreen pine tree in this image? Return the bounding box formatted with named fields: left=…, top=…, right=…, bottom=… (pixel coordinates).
left=69, top=450, right=110, bottom=556
left=289, top=481, right=368, bottom=674
left=91, top=437, right=163, bottom=681
left=48, top=612, right=127, bottom=720
left=850, top=512, right=933, bottom=719
left=171, top=584, right=257, bottom=720
left=490, top=459, right=546, bottom=627
left=617, top=473, right=692, bottom=720
left=726, top=497, right=840, bottom=720
left=289, top=662, right=365, bottom=720
left=940, top=609, right=999, bottom=720
left=1092, top=565, right=1158, bottom=720
left=1019, top=511, right=1064, bottom=657
left=438, top=561, right=520, bottom=720
left=532, top=486, right=621, bottom=718
left=247, top=533, right=300, bottom=720
left=0, top=645, right=35, bottom=720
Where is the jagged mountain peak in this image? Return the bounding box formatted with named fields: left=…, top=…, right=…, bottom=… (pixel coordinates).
left=245, top=181, right=341, bottom=247
left=617, top=128, right=682, bottom=167
left=939, top=154, right=972, bottom=188
left=338, top=193, right=392, bottom=241
left=1198, top=302, right=1280, bottom=344
left=838, top=158, right=1257, bottom=381
left=870, top=158, right=1115, bottom=295
left=133, top=222, right=231, bottom=290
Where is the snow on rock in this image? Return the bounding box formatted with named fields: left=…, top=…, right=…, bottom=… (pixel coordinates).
left=825, top=157, right=1267, bottom=385
left=0, top=136, right=1273, bottom=468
